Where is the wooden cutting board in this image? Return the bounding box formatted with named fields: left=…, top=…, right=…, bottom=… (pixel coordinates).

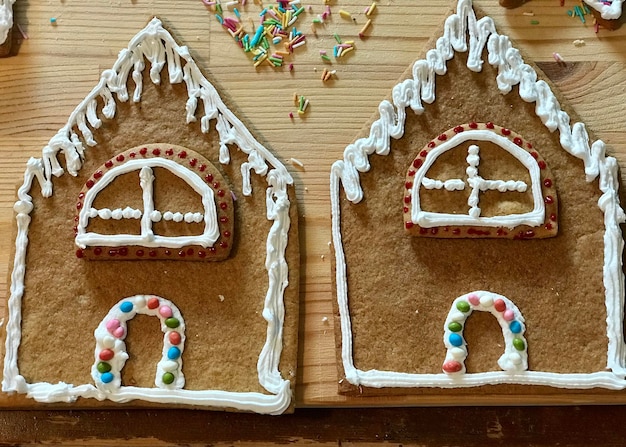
left=1, top=0, right=626, bottom=407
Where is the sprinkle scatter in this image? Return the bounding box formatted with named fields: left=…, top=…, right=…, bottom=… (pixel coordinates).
left=204, top=0, right=309, bottom=68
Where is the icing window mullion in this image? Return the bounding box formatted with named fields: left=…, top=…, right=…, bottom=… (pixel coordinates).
left=139, top=166, right=155, bottom=243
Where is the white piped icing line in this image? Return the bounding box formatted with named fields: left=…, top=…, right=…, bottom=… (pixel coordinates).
left=442, top=292, right=528, bottom=375
left=331, top=0, right=626, bottom=389
left=93, top=295, right=186, bottom=391
left=0, top=0, right=15, bottom=46
left=583, top=0, right=623, bottom=20
left=3, top=19, right=294, bottom=414
left=75, top=158, right=220, bottom=249
left=410, top=129, right=543, bottom=229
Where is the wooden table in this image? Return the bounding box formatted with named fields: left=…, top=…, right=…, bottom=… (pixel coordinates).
left=2, top=0, right=626, bottom=443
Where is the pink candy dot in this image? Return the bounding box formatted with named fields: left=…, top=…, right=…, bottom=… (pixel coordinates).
left=113, top=326, right=125, bottom=338
left=159, top=305, right=173, bottom=318
left=106, top=319, right=120, bottom=333
left=503, top=310, right=515, bottom=321
left=467, top=294, right=480, bottom=306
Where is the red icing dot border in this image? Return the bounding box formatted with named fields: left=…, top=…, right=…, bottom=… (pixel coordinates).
left=75, top=144, right=235, bottom=261
left=403, top=123, right=559, bottom=239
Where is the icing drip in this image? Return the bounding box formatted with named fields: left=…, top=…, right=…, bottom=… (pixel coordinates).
left=583, top=0, right=624, bottom=19
left=3, top=20, right=294, bottom=414
left=331, top=0, right=626, bottom=389
left=0, top=0, right=15, bottom=46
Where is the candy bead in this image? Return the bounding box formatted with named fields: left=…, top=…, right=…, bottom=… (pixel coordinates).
left=467, top=294, right=480, bottom=306
left=448, top=321, right=463, bottom=332
left=99, top=349, right=114, bottom=361
left=449, top=333, right=463, bottom=347
left=101, top=372, right=114, bottom=384
left=102, top=336, right=116, bottom=349
left=503, top=309, right=515, bottom=321
left=162, top=360, right=178, bottom=372
left=113, top=326, right=125, bottom=338
left=147, top=297, right=159, bottom=309
left=479, top=296, right=493, bottom=307
left=442, top=360, right=463, bottom=373
left=106, top=319, right=120, bottom=333
left=450, top=311, right=465, bottom=322
left=165, top=318, right=180, bottom=329
left=456, top=301, right=470, bottom=313
left=168, top=346, right=181, bottom=360
left=169, top=331, right=182, bottom=345
left=120, top=301, right=133, bottom=313
left=135, top=296, right=146, bottom=308
left=509, top=321, right=522, bottom=334
left=513, top=338, right=526, bottom=351
left=494, top=299, right=506, bottom=312
left=159, top=305, right=173, bottom=318
left=162, top=372, right=175, bottom=385
left=97, top=362, right=112, bottom=373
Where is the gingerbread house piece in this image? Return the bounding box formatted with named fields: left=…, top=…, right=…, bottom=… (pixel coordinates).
left=331, top=0, right=626, bottom=393
left=2, top=18, right=299, bottom=414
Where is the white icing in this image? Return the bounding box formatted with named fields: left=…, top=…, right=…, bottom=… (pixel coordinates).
left=331, top=0, right=626, bottom=389
left=583, top=0, right=624, bottom=20
left=442, top=291, right=528, bottom=374
left=92, top=295, right=186, bottom=391
left=410, top=130, right=543, bottom=229
left=0, top=0, right=15, bottom=46
left=3, top=19, right=294, bottom=415
left=75, top=158, right=220, bottom=249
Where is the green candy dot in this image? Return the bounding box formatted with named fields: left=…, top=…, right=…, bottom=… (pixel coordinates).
left=448, top=321, right=463, bottom=332
left=97, top=362, right=112, bottom=373
left=456, top=301, right=470, bottom=313
left=162, top=372, right=175, bottom=385
left=513, top=338, right=526, bottom=351
left=165, top=317, right=180, bottom=328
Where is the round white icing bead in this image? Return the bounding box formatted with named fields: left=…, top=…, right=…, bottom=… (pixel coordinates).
left=480, top=296, right=493, bottom=307
left=184, top=212, right=194, bottom=223
left=151, top=210, right=162, bottom=222
left=163, top=211, right=174, bottom=221
left=14, top=200, right=34, bottom=214
left=509, top=352, right=523, bottom=365
left=173, top=212, right=184, bottom=223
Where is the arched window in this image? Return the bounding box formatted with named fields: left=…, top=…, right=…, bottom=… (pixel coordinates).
left=75, top=144, right=234, bottom=260
left=403, top=123, right=558, bottom=239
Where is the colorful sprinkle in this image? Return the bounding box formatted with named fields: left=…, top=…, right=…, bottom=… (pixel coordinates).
left=513, top=338, right=526, bottom=351
left=449, top=333, right=463, bottom=347
left=509, top=320, right=522, bottom=334
left=97, top=362, right=112, bottom=373
left=165, top=317, right=180, bottom=329
left=120, top=301, right=133, bottom=313
left=456, top=301, right=470, bottom=313
left=167, top=346, right=181, bottom=360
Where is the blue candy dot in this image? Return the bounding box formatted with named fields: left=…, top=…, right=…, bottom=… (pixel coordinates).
left=120, top=301, right=133, bottom=313
left=509, top=321, right=522, bottom=334
left=449, top=333, right=463, bottom=347
left=167, top=346, right=181, bottom=360
left=101, top=372, right=114, bottom=384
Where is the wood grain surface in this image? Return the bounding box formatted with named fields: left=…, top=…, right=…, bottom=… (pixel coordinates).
left=2, top=0, right=626, bottom=443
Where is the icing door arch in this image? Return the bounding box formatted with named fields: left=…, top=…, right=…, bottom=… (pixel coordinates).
left=441, top=291, right=528, bottom=374
left=92, top=295, right=186, bottom=391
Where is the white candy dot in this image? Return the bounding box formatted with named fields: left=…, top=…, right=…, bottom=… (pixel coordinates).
left=480, top=296, right=493, bottom=307
left=450, top=347, right=465, bottom=359
left=162, top=360, right=179, bottom=372
left=102, top=336, right=116, bottom=349
left=134, top=296, right=146, bottom=309
left=450, top=311, right=465, bottom=322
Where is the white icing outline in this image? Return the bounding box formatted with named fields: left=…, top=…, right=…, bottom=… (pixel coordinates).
left=3, top=18, right=294, bottom=414
left=331, top=0, right=626, bottom=389
left=76, top=158, right=220, bottom=249
left=442, top=291, right=528, bottom=375
left=411, top=130, right=543, bottom=228
left=92, top=295, right=186, bottom=391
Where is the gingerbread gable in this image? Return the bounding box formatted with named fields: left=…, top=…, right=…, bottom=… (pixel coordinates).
left=331, top=0, right=626, bottom=391
left=2, top=18, right=298, bottom=414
